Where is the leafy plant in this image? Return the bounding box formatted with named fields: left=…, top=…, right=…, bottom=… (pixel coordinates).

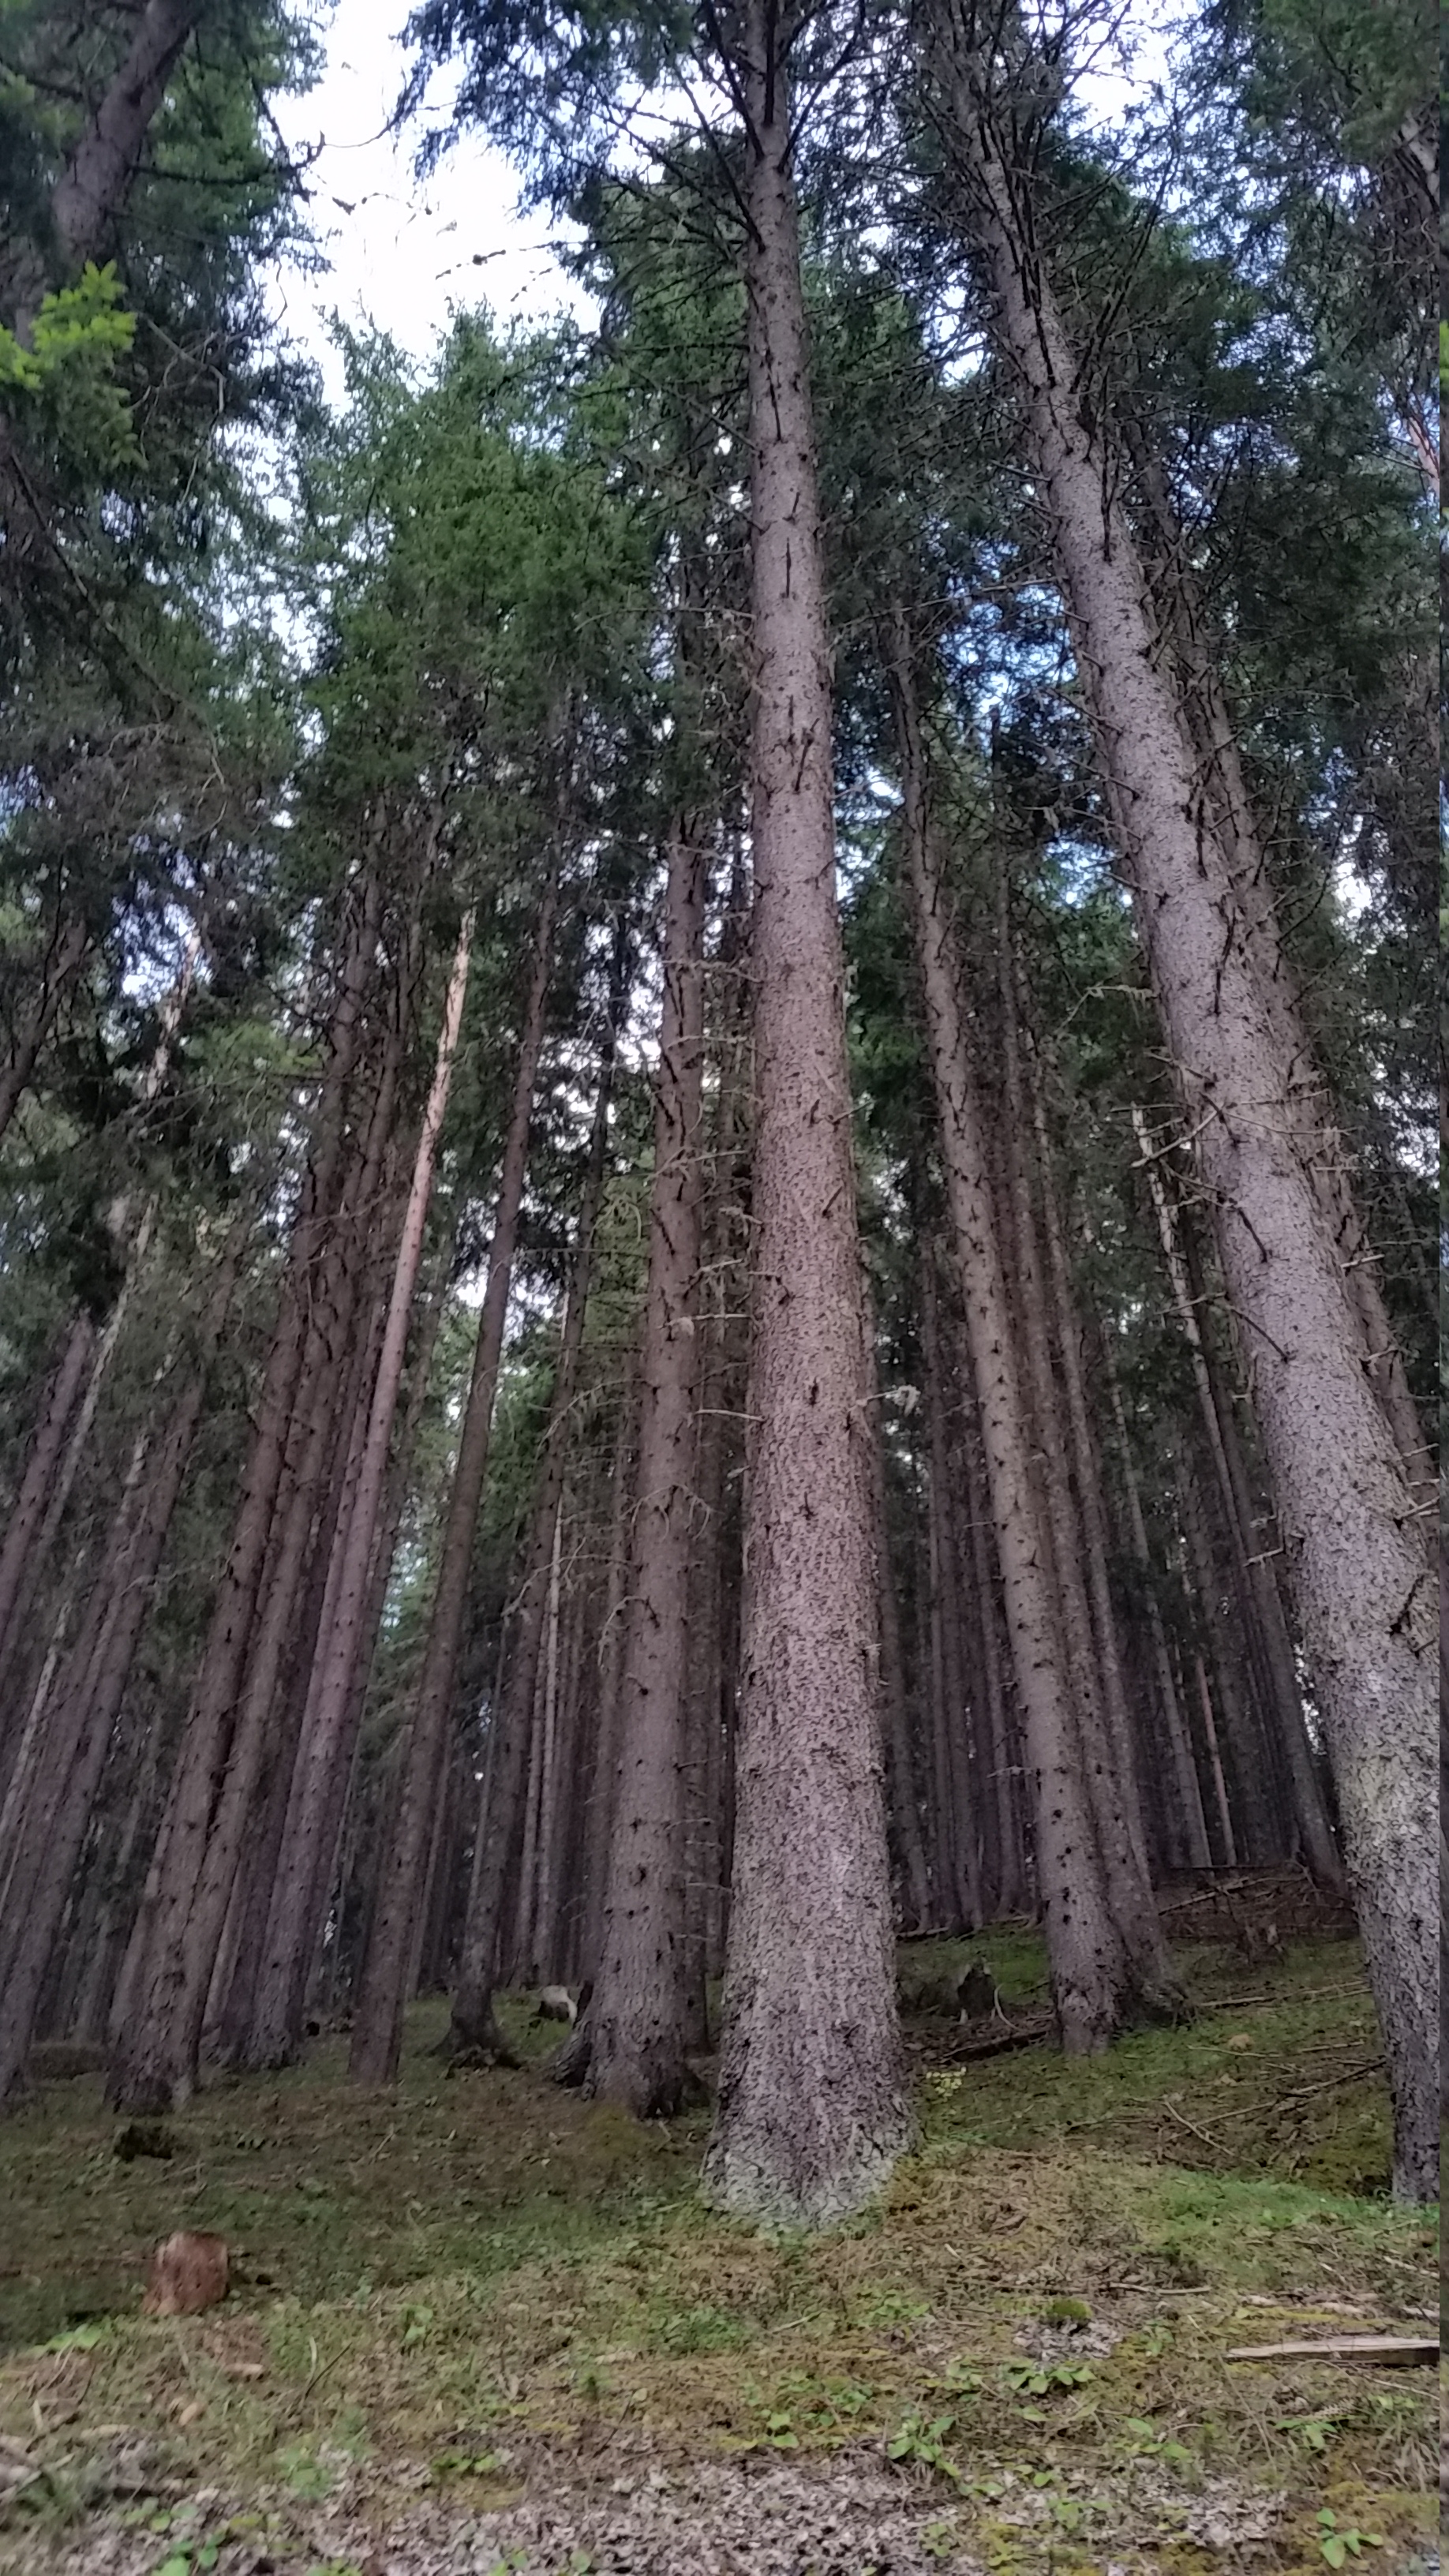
left=1316, top=2508, right=1384, bottom=2566
left=886, top=2411, right=962, bottom=2481
left=1005, top=2358, right=1093, bottom=2396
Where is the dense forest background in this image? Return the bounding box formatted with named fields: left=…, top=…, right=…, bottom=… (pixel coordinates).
left=0, top=0, right=1437, bottom=2241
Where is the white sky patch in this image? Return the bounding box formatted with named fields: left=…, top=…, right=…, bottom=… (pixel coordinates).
left=267, top=0, right=589, bottom=395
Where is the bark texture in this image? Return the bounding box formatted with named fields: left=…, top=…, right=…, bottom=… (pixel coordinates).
left=936, top=43, right=1436, bottom=2196
left=701, top=28, right=911, bottom=2226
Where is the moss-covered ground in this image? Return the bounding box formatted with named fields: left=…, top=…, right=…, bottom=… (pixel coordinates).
left=0, top=1921, right=1436, bottom=2574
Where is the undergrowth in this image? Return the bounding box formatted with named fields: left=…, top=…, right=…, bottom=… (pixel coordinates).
left=0, top=1928, right=1436, bottom=2574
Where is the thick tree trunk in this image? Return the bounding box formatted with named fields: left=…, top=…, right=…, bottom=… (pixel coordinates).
left=942, top=64, right=1436, bottom=2194
left=350, top=867, right=558, bottom=2084
left=247, top=915, right=472, bottom=2067
left=887, top=623, right=1130, bottom=2049
left=699, top=26, right=909, bottom=2227
left=51, top=0, right=204, bottom=267
left=447, top=1043, right=616, bottom=2059
left=584, top=822, right=708, bottom=2114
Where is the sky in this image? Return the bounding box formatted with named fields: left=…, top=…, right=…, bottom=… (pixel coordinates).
left=268, top=2, right=1175, bottom=401
left=267, top=0, right=588, bottom=399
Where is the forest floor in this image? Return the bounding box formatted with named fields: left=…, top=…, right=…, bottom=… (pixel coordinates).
left=0, top=1896, right=1438, bottom=2576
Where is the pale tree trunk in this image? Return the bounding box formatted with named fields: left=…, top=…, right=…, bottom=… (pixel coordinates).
left=52, top=0, right=204, bottom=263
left=247, top=915, right=473, bottom=2067
left=1131, top=1111, right=1344, bottom=1888
left=578, top=1357, right=638, bottom=1981
left=887, top=620, right=1131, bottom=2048
left=448, top=1042, right=617, bottom=2061
left=699, top=21, right=909, bottom=2228
left=350, top=865, right=559, bottom=2085
left=1127, top=425, right=1435, bottom=1522
left=957, top=1383, right=1024, bottom=1917
left=938, top=53, right=1436, bottom=2192
left=580, top=818, right=708, bottom=2113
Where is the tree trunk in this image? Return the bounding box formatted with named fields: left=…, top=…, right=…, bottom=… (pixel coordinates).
left=447, top=1050, right=615, bottom=2061
left=582, top=819, right=708, bottom=2115
left=1132, top=1111, right=1344, bottom=1889
left=248, top=915, right=473, bottom=2066
left=886, top=617, right=1130, bottom=2049
left=699, top=21, right=909, bottom=2228
left=1172, top=1444, right=1278, bottom=1866
left=0, top=1233, right=239, bottom=2104
left=940, top=62, right=1435, bottom=2192
left=867, top=1346, right=933, bottom=1933
left=51, top=0, right=204, bottom=267
left=0, top=912, right=90, bottom=1141
left=0, top=1314, right=95, bottom=1728
left=350, top=866, right=559, bottom=2085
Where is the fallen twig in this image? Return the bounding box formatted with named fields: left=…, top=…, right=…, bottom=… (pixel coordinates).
left=1267, top=2060, right=1383, bottom=2110
left=1162, top=2096, right=1220, bottom=2148
left=1226, top=2336, right=1438, bottom=2367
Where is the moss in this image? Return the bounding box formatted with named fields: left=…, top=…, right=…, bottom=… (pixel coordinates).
left=0, top=1933, right=1435, bottom=2570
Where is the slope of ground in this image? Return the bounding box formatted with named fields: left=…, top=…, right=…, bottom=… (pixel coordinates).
left=0, top=1919, right=1436, bottom=2575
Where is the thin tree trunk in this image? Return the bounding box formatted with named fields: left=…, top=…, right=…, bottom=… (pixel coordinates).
left=942, top=31, right=1436, bottom=2196
left=248, top=915, right=473, bottom=2066
left=581, top=819, right=708, bottom=2114
left=868, top=1350, right=934, bottom=1933
left=700, top=23, right=909, bottom=2226
left=0, top=1234, right=239, bottom=2103
left=350, top=866, right=559, bottom=2085
left=447, top=1043, right=617, bottom=2060
left=1172, top=1445, right=1277, bottom=1866
left=1132, top=1111, right=1344, bottom=1889
left=0, top=1314, right=95, bottom=1735
left=1099, top=1339, right=1212, bottom=1874
left=886, top=616, right=1130, bottom=2049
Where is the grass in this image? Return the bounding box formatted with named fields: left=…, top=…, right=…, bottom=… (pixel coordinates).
left=0, top=1930, right=1436, bottom=2574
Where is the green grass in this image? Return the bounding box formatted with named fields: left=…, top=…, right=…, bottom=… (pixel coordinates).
left=0, top=1932, right=1436, bottom=2574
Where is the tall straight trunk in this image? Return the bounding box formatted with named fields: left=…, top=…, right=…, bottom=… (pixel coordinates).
left=248, top=915, right=473, bottom=2067
left=1026, top=1065, right=1149, bottom=1883
left=107, top=874, right=380, bottom=2108
left=578, top=1358, right=638, bottom=1980
left=1132, top=1111, right=1343, bottom=1888
left=1128, top=425, right=1435, bottom=1524
left=868, top=1358, right=933, bottom=1932
left=957, top=1384, right=1024, bottom=1917
left=582, top=821, right=708, bottom=2114
left=1099, top=1342, right=1212, bottom=1873
left=937, top=57, right=1435, bottom=2188
left=993, top=874, right=1175, bottom=1991
left=919, top=1252, right=975, bottom=1927
left=0, top=912, right=90, bottom=1141
left=0, top=1314, right=95, bottom=1721
left=1172, top=1445, right=1278, bottom=1866
left=0, top=1235, right=239, bottom=2103
left=448, top=1049, right=617, bottom=2059
left=350, top=866, right=559, bottom=2084
left=700, top=26, right=909, bottom=2228
left=886, top=621, right=1130, bottom=2048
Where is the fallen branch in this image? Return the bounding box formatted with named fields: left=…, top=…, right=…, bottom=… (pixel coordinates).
left=1267, top=2059, right=1383, bottom=2110
left=1226, top=2337, right=1437, bottom=2368
left=1161, top=2096, right=1220, bottom=2148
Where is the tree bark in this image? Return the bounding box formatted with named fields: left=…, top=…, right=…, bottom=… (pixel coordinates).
left=582, top=818, right=708, bottom=2114
left=350, top=865, right=559, bottom=2084
left=886, top=616, right=1132, bottom=2050
left=447, top=1035, right=617, bottom=2059
left=0, top=912, right=90, bottom=1143
left=939, top=58, right=1436, bottom=2195
left=0, top=1315, right=95, bottom=1728
left=699, top=20, right=909, bottom=2227
left=247, top=914, right=473, bottom=2066
left=51, top=0, right=205, bottom=266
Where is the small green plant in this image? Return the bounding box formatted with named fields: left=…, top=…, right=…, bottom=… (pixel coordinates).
left=276, top=2444, right=331, bottom=2501
left=758, top=2409, right=799, bottom=2451
left=400, top=2301, right=434, bottom=2347
left=41, top=2320, right=107, bottom=2353
left=1122, top=2415, right=1193, bottom=2471
left=1041, top=2295, right=1091, bottom=2326
left=429, top=2448, right=507, bottom=2479
left=886, top=2411, right=961, bottom=2481
left=1005, top=2358, right=1093, bottom=2396
left=922, top=2517, right=960, bottom=2561
left=1316, top=2509, right=1384, bottom=2567
left=150, top=2548, right=221, bottom=2576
